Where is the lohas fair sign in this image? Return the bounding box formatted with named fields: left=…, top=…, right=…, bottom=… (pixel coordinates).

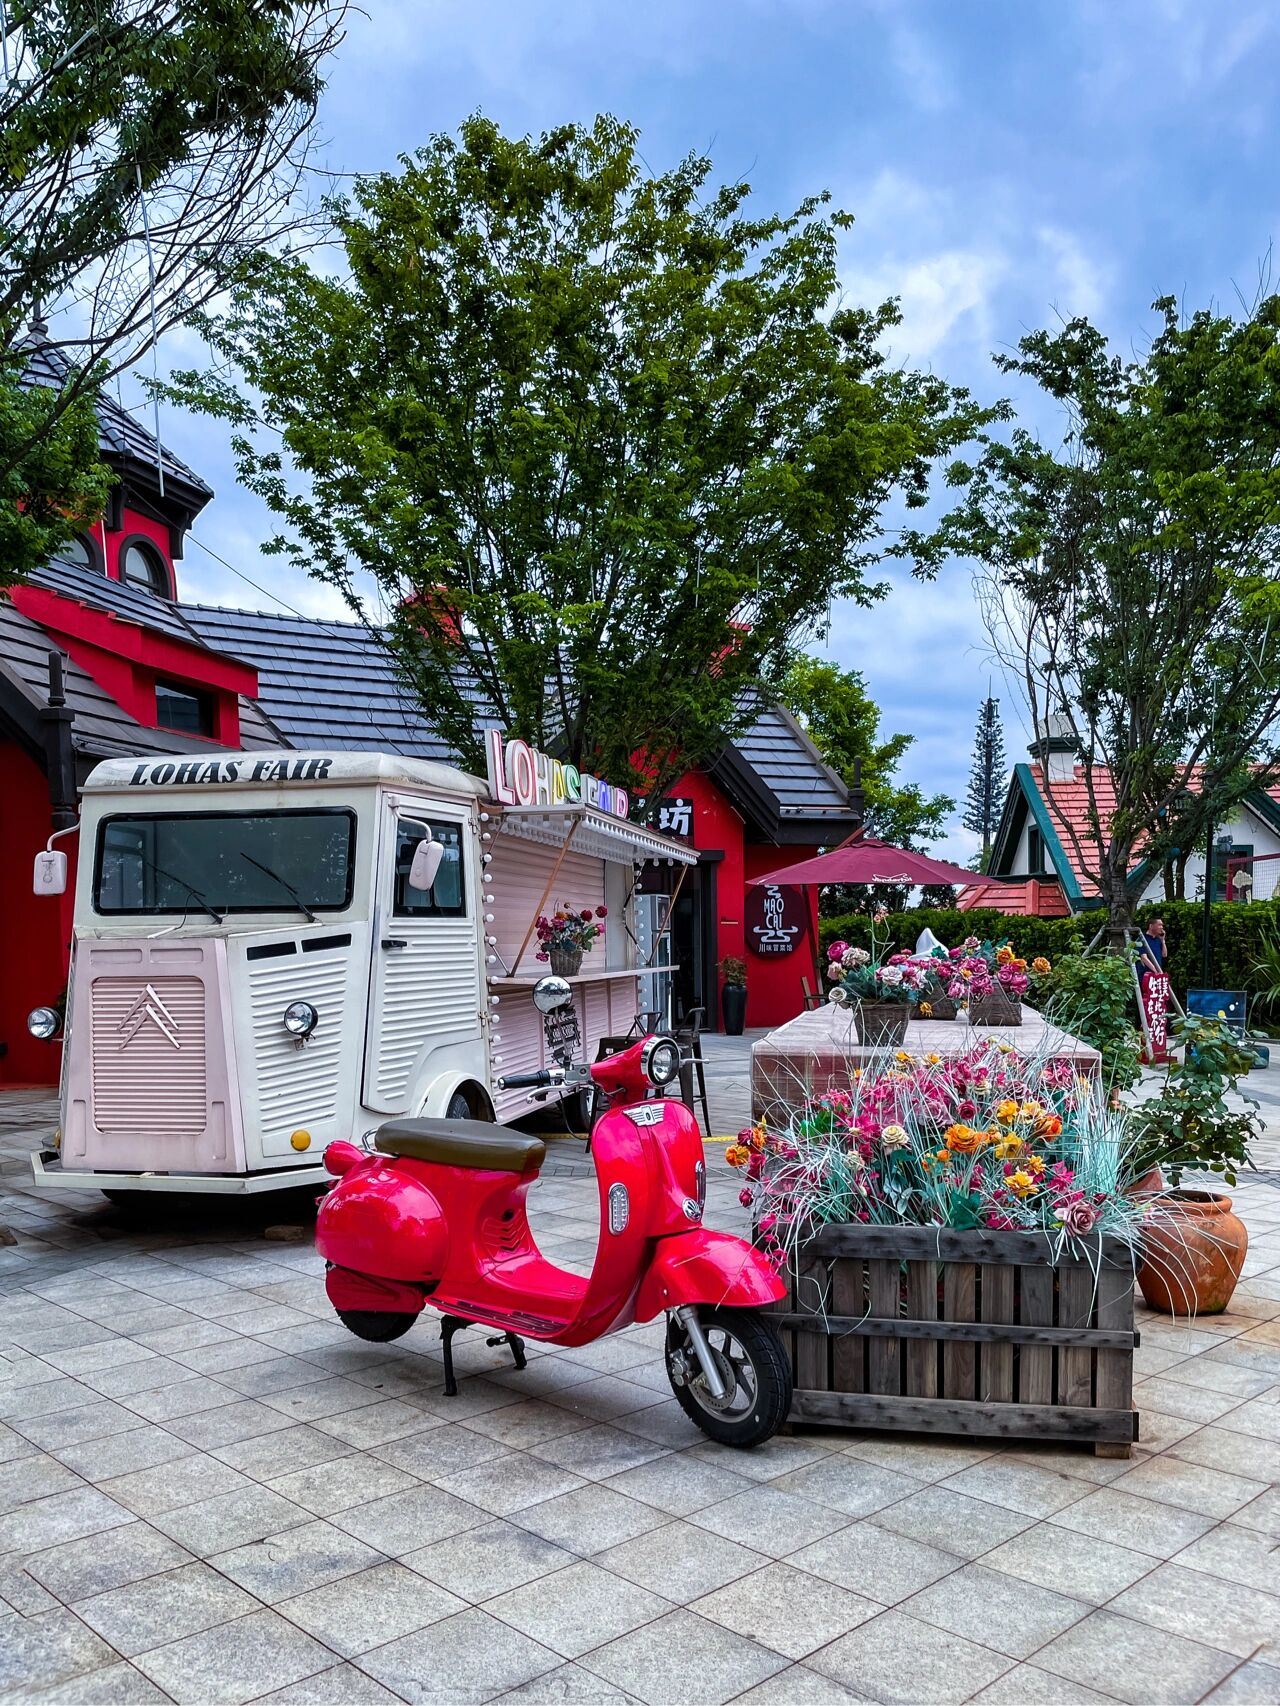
left=485, top=730, right=630, bottom=820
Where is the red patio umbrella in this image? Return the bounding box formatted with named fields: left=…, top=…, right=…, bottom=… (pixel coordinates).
left=749, top=832, right=999, bottom=891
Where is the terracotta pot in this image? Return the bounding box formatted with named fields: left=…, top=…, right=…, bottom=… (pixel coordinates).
left=1128, top=1166, right=1166, bottom=1200
left=1137, top=1189, right=1249, bottom=1316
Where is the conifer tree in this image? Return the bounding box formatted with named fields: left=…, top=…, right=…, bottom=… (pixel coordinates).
left=962, top=693, right=1007, bottom=865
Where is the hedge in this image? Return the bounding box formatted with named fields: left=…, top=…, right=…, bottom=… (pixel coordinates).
left=818, top=899, right=1280, bottom=1011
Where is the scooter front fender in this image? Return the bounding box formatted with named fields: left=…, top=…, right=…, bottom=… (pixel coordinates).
left=634, top=1229, right=785, bottom=1322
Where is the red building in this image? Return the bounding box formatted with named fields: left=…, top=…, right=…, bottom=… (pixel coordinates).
left=1, top=341, right=856, bottom=1084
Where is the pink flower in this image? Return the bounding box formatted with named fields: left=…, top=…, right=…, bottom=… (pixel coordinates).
left=535, top=951, right=548, bottom=961
left=739, top=1188, right=754, bottom=1207
left=596, top=906, right=608, bottom=917
left=827, top=939, right=849, bottom=961
left=1061, top=1198, right=1099, bottom=1236
left=757, top=1213, right=777, bottom=1233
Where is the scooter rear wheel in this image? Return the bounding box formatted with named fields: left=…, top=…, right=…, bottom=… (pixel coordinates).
left=665, top=1306, right=792, bottom=1448
left=337, top=1310, right=418, bottom=1343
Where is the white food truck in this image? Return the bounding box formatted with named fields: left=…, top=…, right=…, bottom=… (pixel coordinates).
left=28, top=741, right=695, bottom=1198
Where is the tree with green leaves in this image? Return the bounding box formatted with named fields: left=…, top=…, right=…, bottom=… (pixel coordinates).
left=905, top=296, right=1280, bottom=943
left=779, top=653, right=955, bottom=912
left=166, top=114, right=985, bottom=799
left=962, top=692, right=1007, bottom=866
left=1, top=1, right=347, bottom=586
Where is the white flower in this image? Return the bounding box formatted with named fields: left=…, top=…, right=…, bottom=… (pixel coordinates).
left=878, top=965, right=904, bottom=987
left=829, top=985, right=850, bottom=1006
left=826, top=962, right=844, bottom=981
left=842, top=947, right=870, bottom=967
left=881, top=1124, right=910, bottom=1150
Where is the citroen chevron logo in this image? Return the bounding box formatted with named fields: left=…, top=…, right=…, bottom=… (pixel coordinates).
left=117, top=984, right=182, bottom=1050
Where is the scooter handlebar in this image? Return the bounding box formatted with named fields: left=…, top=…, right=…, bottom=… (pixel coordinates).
left=497, top=1069, right=558, bottom=1089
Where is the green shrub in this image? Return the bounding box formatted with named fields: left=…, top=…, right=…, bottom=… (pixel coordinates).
left=1134, top=898, right=1280, bottom=1008
left=1035, top=952, right=1143, bottom=1089
left=1127, top=1014, right=1260, bottom=1186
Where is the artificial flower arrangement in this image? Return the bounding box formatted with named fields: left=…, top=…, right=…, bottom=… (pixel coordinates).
left=534, top=903, right=608, bottom=964
left=727, top=1034, right=1142, bottom=1265
left=825, top=933, right=1051, bottom=1014
left=824, top=915, right=928, bottom=1008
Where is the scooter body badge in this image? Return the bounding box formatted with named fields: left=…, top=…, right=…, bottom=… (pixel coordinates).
left=607, top=1182, right=630, bottom=1234
left=623, top=1104, right=666, bottom=1127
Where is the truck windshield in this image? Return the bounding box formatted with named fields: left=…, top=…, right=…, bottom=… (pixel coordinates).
left=95, top=810, right=356, bottom=915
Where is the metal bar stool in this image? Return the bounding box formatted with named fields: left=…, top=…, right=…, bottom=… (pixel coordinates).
left=673, top=1006, right=713, bottom=1133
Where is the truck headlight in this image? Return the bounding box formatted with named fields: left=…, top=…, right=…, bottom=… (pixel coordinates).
left=27, top=1006, right=61, bottom=1040
left=283, top=1000, right=319, bottom=1039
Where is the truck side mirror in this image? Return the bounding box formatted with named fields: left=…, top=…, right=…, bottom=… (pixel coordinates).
left=34, top=850, right=67, bottom=896
left=409, top=838, right=444, bottom=893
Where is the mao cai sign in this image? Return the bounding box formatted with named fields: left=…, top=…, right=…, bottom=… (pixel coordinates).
left=485, top=729, right=631, bottom=820
left=745, top=883, right=805, bottom=956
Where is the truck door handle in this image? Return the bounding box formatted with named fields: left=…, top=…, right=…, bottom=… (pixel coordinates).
left=381, top=938, right=408, bottom=950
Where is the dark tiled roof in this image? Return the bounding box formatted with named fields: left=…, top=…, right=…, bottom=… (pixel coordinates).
left=181, top=603, right=461, bottom=761
left=732, top=703, right=851, bottom=818
left=181, top=602, right=854, bottom=833
left=34, top=557, right=201, bottom=644
left=17, top=332, right=212, bottom=500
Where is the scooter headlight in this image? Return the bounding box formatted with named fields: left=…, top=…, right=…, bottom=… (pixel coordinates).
left=27, top=1006, right=61, bottom=1041
left=641, top=1035, right=681, bottom=1087
left=283, top=1000, right=319, bottom=1039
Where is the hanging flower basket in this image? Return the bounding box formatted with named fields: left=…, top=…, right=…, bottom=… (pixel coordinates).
left=855, top=1001, right=912, bottom=1048
left=970, top=990, right=1023, bottom=1027
left=548, top=945, right=584, bottom=977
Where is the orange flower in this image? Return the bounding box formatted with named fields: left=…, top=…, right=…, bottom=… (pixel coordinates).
left=1035, top=1113, right=1063, bottom=1139
left=947, top=1124, right=985, bottom=1155
left=1032, top=957, right=1051, bottom=975
left=1007, top=1169, right=1039, bottom=1197
left=994, top=1134, right=1023, bottom=1160
left=1025, top=1154, right=1046, bottom=1176
left=725, top=1145, right=750, bottom=1168
left=996, top=945, right=1015, bottom=965
left=995, top=1099, right=1019, bottom=1126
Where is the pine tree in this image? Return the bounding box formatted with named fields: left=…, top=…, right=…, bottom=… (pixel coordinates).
left=963, top=694, right=1008, bottom=865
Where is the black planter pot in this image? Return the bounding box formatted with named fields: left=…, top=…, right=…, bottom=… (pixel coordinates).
left=721, top=982, right=748, bottom=1036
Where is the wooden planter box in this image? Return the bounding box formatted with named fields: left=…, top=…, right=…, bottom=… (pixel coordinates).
left=772, top=1224, right=1138, bottom=1455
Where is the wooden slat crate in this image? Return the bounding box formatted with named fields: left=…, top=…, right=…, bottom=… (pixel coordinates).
left=770, top=1224, right=1139, bottom=1455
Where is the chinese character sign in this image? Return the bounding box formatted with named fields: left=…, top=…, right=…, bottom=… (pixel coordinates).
left=1141, top=973, right=1171, bottom=1063
left=745, top=884, right=804, bottom=957
left=656, top=798, right=694, bottom=841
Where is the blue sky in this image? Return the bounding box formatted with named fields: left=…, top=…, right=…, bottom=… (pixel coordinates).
left=148, top=0, right=1280, bottom=859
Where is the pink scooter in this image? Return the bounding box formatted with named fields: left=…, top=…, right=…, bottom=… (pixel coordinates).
left=317, top=977, right=790, bottom=1447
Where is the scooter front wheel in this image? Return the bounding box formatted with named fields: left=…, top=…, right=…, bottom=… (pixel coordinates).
left=665, top=1306, right=792, bottom=1448
left=337, top=1310, right=417, bottom=1343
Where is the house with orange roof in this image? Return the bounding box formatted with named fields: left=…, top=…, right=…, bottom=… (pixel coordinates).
left=958, top=721, right=1280, bottom=917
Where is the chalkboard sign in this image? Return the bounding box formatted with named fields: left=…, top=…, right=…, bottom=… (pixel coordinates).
left=544, top=1004, right=582, bottom=1063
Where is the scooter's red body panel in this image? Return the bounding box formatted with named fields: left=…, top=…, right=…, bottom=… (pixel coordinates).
left=316, top=1035, right=784, bottom=1349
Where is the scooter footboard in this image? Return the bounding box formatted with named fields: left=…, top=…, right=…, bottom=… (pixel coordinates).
left=634, top=1230, right=785, bottom=1322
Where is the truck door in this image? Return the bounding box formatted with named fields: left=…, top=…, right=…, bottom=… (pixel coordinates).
left=362, top=802, right=482, bottom=1113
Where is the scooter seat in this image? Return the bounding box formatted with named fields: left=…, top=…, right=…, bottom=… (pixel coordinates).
left=374, top=1119, right=546, bottom=1173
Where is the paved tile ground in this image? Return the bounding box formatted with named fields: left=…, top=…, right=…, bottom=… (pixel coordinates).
left=2, top=1059, right=1280, bottom=1705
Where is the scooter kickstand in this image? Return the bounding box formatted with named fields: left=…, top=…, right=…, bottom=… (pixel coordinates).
left=486, top=1330, right=527, bottom=1372
left=439, top=1315, right=470, bottom=1398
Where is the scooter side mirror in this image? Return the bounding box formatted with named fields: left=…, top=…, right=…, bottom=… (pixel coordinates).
left=532, top=975, right=573, bottom=1013
left=408, top=838, right=444, bottom=893
left=34, top=850, right=68, bottom=896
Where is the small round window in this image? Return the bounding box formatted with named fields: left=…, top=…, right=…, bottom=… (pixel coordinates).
left=55, top=533, right=99, bottom=573
left=120, top=540, right=170, bottom=598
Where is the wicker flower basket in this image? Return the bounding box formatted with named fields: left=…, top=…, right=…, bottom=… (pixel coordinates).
left=855, top=1001, right=912, bottom=1048
left=970, top=990, right=1022, bottom=1026
left=548, top=946, right=584, bottom=977
left=918, top=996, right=957, bottom=1021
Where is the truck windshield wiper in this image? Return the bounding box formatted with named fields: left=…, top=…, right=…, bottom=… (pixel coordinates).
left=138, top=855, right=223, bottom=923
left=240, top=853, right=317, bottom=922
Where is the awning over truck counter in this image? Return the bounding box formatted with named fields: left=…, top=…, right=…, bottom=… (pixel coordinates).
left=497, top=804, right=698, bottom=867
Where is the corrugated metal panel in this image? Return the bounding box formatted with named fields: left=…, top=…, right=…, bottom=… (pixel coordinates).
left=488, top=839, right=607, bottom=974
left=90, top=976, right=207, bottom=1134
left=369, top=919, right=480, bottom=1106
left=248, top=954, right=348, bottom=1139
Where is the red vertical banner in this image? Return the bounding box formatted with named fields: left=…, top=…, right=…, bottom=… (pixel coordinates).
left=1141, top=973, right=1171, bottom=1063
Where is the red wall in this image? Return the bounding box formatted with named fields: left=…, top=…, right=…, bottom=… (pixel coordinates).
left=91, top=504, right=175, bottom=596
left=0, top=744, right=75, bottom=1087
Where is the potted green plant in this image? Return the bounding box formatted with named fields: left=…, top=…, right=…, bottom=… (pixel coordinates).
left=719, top=957, right=748, bottom=1035
left=1128, top=1014, right=1257, bottom=1314
left=535, top=903, right=608, bottom=977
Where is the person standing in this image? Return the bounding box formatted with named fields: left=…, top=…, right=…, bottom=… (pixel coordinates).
left=1139, top=917, right=1167, bottom=976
